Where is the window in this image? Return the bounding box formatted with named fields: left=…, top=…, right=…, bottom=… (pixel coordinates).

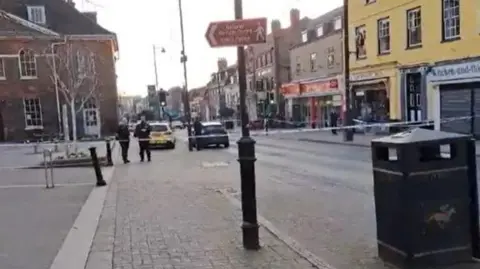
left=23, top=98, right=43, bottom=128
left=407, top=8, right=422, bottom=47
left=295, top=59, right=301, bottom=75
left=316, top=24, right=324, bottom=37
left=301, top=30, right=308, bottom=42
left=0, top=59, right=5, bottom=79
left=327, top=47, right=334, bottom=68
left=334, top=17, right=342, bottom=30
left=377, top=18, right=390, bottom=54
left=442, top=0, right=460, bottom=40
left=355, top=25, right=367, bottom=59
left=27, top=6, right=46, bottom=24
left=310, top=53, right=317, bottom=71
left=18, top=49, right=37, bottom=78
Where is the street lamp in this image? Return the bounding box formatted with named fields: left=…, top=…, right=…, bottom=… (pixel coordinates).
left=178, top=0, right=193, bottom=151
left=152, top=45, right=166, bottom=90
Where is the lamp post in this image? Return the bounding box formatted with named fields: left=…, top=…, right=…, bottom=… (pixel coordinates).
left=152, top=45, right=166, bottom=120
left=234, top=0, right=260, bottom=250
left=343, top=0, right=354, bottom=141
left=178, top=0, right=193, bottom=151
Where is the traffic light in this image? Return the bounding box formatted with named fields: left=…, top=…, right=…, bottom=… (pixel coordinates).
left=158, top=89, right=167, bottom=106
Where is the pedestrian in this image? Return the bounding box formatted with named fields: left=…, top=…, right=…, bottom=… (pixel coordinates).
left=330, top=109, right=338, bottom=135
left=134, top=115, right=152, bottom=162
left=193, top=117, right=203, bottom=151
left=116, top=117, right=131, bottom=164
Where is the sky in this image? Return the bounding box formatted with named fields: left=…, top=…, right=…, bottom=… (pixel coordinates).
left=75, top=0, right=342, bottom=96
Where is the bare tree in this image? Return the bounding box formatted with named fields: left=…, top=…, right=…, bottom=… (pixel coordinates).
left=45, top=42, right=99, bottom=142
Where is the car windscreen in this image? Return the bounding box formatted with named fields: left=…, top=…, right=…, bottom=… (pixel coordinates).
left=151, top=125, right=169, bottom=132
left=203, top=124, right=224, bottom=132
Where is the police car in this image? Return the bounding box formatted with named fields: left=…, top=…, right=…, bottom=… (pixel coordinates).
left=148, top=122, right=176, bottom=149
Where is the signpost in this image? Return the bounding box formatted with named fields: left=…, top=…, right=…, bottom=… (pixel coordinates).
left=206, top=6, right=265, bottom=250
left=205, top=17, right=267, bottom=48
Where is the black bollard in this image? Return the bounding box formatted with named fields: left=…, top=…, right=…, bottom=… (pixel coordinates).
left=105, top=139, right=113, bottom=166
left=89, top=147, right=107, bottom=186
left=237, top=136, right=260, bottom=250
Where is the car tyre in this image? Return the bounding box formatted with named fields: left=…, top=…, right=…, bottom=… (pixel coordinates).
left=224, top=142, right=229, bottom=148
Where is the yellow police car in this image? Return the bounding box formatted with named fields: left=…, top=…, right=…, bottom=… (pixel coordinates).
left=149, top=122, right=176, bottom=149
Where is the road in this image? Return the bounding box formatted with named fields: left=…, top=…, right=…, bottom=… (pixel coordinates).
left=174, top=129, right=479, bottom=269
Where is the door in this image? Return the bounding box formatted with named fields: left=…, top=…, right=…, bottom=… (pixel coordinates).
left=440, top=88, right=471, bottom=134
left=406, top=73, right=422, bottom=122
left=83, top=99, right=100, bottom=137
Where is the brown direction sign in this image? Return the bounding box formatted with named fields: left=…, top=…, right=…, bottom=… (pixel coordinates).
left=205, top=17, right=267, bottom=48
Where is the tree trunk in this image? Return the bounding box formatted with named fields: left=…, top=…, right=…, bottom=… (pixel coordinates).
left=70, top=99, right=78, bottom=142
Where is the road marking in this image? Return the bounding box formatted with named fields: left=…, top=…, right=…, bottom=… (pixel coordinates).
left=218, top=188, right=337, bottom=269
left=201, top=161, right=229, bottom=168
left=0, top=182, right=94, bottom=189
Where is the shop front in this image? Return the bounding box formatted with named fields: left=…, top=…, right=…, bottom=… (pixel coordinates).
left=301, top=77, right=342, bottom=128
left=399, top=65, right=428, bottom=122
left=350, top=68, right=397, bottom=123
left=427, top=58, right=480, bottom=137
left=281, top=76, right=342, bottom=127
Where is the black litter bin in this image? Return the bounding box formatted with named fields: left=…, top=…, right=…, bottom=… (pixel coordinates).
left=371, top=128, right=479, bottom=268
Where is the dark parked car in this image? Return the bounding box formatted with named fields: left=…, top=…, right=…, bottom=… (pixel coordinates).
left=193, top=121, right=229, bottom=150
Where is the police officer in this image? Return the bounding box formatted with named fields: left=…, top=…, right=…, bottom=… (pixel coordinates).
left=116, top=117, right=131, bottom=164
left=134, top=116, right=152, bottom=162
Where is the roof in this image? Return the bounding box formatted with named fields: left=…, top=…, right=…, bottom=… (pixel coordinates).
left=201, top=121, right=222, bottom=126
left=1, top=0, right=114, bottom=35
left=150, top=121, right=169, bottom=126
left=0, top=11, right=60, bottom=38
left=305, top=6, right=343, bottom=31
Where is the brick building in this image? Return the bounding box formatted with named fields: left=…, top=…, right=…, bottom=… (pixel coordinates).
left=245, top=9, right=309, bottom=118
left=284, top=7, right=344, bottom=127
left=0, top=0, right=118, bottom=141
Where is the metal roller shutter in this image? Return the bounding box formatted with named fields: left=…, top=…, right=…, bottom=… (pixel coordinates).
left=440, top=89, right=471, bottom=134
left=473, top=89, right=480, bottom=137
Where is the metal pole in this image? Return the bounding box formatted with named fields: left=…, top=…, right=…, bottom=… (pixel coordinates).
left=343, top=0, right=354, bottom=141
left=234, top=0, right=260, bottom=250
left=43, top=150, right=50, bottom=188
left=48, top=150, right=55, bottom=188
left=153, top=45, right=159, bottom=89
left=178, top=0, right=193, bottom=151
left=217, top=71, right=222, bottom=116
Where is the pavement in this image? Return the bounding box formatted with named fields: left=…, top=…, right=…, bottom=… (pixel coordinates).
left=0, top=143, right=117, bottom=269
left=85, top=141, right=319, bottom=269
left=169, top=130, right=480, bottom=269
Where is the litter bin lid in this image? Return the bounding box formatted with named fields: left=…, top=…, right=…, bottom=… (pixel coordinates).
left=371, top=128, right=471, bottom=146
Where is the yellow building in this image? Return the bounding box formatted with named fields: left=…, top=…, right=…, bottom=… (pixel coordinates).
left=348, top=0, right=480, bottom=131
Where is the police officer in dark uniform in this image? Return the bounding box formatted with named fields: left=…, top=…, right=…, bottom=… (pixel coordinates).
left=134, top=116, right=152, bottom=162
left=193, top=117, right=203, bottom=151
left=116, top=117, right=131, bottom=163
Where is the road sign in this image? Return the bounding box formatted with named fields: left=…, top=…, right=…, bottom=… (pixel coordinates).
left=205, top=17, right=267, bottom=48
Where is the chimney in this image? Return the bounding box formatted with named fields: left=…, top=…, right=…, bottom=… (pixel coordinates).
left=290, top=8, right=300, bottom=27
left=217, top=58, right=228, bottom=71
left=271, top=19, right=281, bottom=33
left=82, top=12, right=97, bottom=22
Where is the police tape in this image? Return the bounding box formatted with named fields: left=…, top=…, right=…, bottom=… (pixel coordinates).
left=113, top=115, right=473, bottom=142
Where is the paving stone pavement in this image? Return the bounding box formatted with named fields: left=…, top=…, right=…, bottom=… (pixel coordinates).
left=85, top=143, right=317, bottom=269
